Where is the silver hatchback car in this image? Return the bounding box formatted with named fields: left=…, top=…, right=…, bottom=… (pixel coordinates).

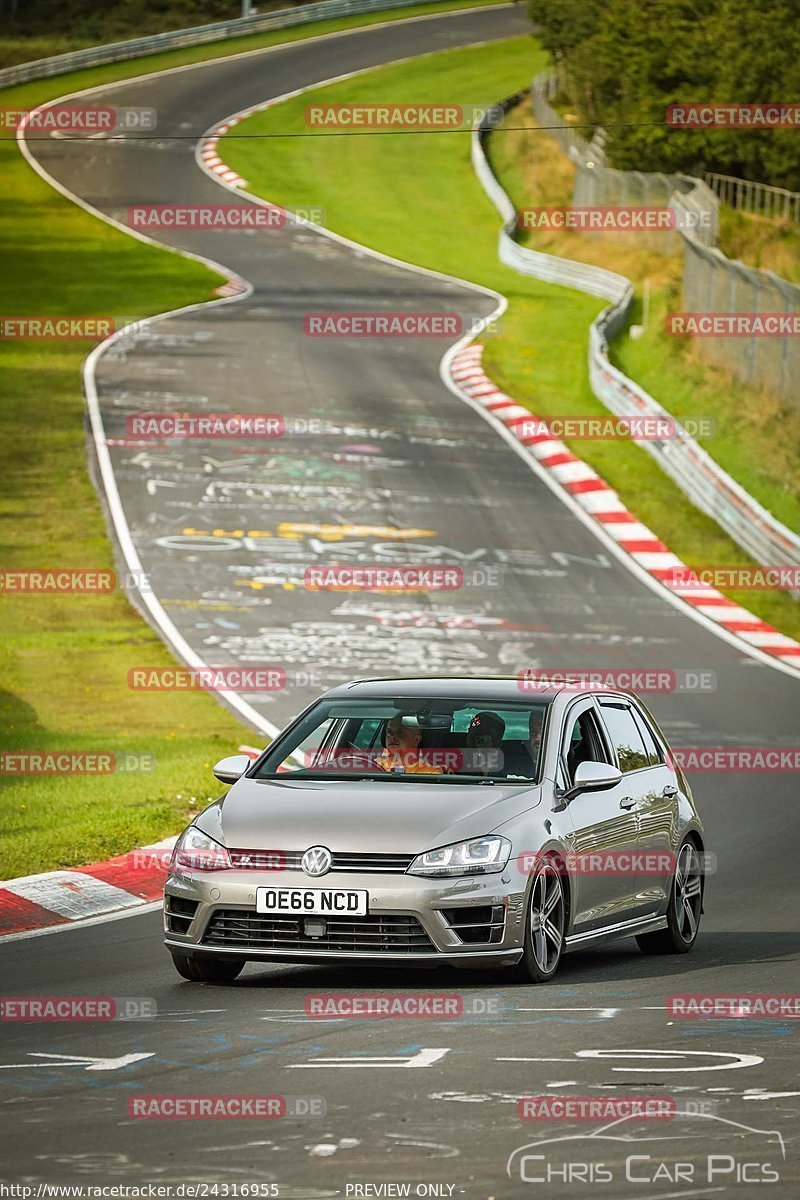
left=164, top=677, right=705, bottom=983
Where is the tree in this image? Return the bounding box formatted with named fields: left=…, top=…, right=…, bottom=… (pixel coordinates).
left=529, top=0, right=800, bottom=190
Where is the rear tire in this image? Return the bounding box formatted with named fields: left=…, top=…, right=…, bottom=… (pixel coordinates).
left=170, top=953, right=245, bottom=983
left=509, top=858, right=566, bottom=983
left=637, top=840, right=703, bottom=955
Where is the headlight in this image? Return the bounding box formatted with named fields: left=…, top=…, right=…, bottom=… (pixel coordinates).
left=407, top=836, right=511, bottom=877
left=170, top=826, right=231, bottom=871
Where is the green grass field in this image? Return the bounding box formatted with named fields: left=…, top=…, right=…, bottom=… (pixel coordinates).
left=0, top=118, right=249, bottom=878
left=0, top=0, right=503, bottom=879
left=718, top=207, right=800, bottom=285
left=221, top=37, right=800, bottom=644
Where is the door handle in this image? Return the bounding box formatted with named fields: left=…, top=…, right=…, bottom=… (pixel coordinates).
left=619, top=796, right=636, bottom=810
left=662, top=784, right=678, bottom=799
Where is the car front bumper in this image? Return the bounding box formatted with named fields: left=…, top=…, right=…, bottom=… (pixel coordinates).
left=163, top=867, right=527, bottom=968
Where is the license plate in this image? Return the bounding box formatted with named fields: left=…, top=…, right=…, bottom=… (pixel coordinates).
left=256, top=887, right=368, bottom=917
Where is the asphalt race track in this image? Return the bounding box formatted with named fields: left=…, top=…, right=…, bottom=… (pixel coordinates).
left=3, top=5, right=799, bottom=1195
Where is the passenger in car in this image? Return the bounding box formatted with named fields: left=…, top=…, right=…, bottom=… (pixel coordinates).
left=465, top=711, right=505, bottom=775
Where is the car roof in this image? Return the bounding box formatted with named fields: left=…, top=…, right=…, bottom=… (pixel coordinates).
left=318, top=676, right=633, bottom=703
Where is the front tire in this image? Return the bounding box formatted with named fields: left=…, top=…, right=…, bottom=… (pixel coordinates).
left=170, top=952, right=245, bottom=983
left=510, top=858, right=566, bottom=983
left=637, top=840, right=703, bottom=955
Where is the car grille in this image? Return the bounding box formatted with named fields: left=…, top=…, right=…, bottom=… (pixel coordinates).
left=227, top=849, right=415, bottom=874
left=202, top=909, right=437, bottom=954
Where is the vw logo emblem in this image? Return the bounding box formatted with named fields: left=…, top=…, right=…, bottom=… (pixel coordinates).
left=302, top=845, right=332, bottom=877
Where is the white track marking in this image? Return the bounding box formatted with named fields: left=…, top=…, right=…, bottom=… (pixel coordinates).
left=499, top=1049, right=764, bottom=1072
left=516, top=1006, right=621, bottom=1018
left=288, top=1047, right=450, bottom=1068
left=577, top=1049, right=764, bottom=1072
left=0, top=1051, right=154, bottom=1071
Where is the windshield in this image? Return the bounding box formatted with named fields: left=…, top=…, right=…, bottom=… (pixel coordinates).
left=254, top=697, right=550, bottom=782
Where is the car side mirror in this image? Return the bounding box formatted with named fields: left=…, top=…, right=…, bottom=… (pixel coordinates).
left=566, top=760, right=623, bottom=799
left=212, top=754, right=252, bottom=785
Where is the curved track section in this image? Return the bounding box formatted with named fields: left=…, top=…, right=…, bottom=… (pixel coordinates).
left=3, top=7, right=799, bottom=1193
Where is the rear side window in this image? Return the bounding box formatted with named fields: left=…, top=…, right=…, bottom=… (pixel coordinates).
left=598, top=702, right=649, bottom=773
left=630, top=707, right=663, bottom=766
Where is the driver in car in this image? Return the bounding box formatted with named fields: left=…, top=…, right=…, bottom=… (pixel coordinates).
left=373, top=715, right=444, bottom=775
left=503, top=708, right=544, bottom=778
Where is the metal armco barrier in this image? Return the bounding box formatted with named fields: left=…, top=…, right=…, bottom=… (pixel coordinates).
left=705, top=172, right=800, bottom=224
left=0, top=0, right=450, bottom=89
left=472, top=97, right=800, bottom=592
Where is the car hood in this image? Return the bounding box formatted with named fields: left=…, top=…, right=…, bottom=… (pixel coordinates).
left=198, top=777, right=540, bottom=855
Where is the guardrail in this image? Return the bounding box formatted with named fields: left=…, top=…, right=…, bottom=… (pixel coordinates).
left=0, top=0, right=447, bottom=89
left=472, top=96, right=800, bottom=592
left=705, top=172, right=800, bottom=223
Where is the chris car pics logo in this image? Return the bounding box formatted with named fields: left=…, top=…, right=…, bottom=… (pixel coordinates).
left=507, top=1110, right=784, bottom=1187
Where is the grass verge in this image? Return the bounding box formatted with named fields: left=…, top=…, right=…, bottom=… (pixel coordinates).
left=0, top=0, right=501, bottom=879
left=220, top=37, right=800, bottom=642
left=717, top=208, right=800, bottom=285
